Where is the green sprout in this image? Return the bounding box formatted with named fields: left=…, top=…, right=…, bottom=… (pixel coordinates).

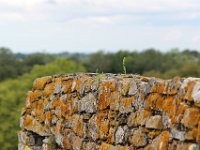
left=123, top=57, right=127, bottom=74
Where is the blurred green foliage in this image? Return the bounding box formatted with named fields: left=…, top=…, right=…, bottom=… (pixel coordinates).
left=0, top=57, right=85, bottom=150
left=0, top=47, right=200, bottom=149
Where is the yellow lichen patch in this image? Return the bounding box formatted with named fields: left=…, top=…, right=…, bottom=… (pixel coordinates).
left=26, top=91, right=35, bottom=104
left=63, top=95, right=78, bottom=116
left=156, top=131, right=170, bottom=150
left=71, top=114, right=85, bottom=137
left=24, top=145, right=32, bottom=150
left=147, top=131, right=170, bottom=150
left=98, top=92, right=111, bottom=110
left=181, top=108, right=200, bottom=129
left=74, top=75, right=94, bottom=93
left=96, top=110, right=110, bottom=139
left=119, top=146, right=131, bottom=150
left=23, top=115, right=34, bottom=127
left=106, top=127, right=116, bottom=144
left=129, top=128, right=147, bottom=147
left=155, top=94, right=164, bottom=110
left=167, top=77, right=182, bottom=95
left=98, top=142, right=110, bottom=150
left=62, top=79, right=73, bottom=93
left=162, top=96, right=176, bottom=126
left=52, top=97, right=61, bottom=109
left=35, top=99, right=44, bottom=116
left=128, top=110, right=152, bottom=127
left=38, top=113, right=45, bottom=123
left=120, top=97, right=134, bottom=113
left=44, top=82, right=55, bottom=97
left=146, top=130, right=161, bottom=139
left=99, top=120, right=109, bottom=139
left=33, top=76, right=52, bottom=90
left=186, top=128, right=198, bottom=141
left=63, top=136, right=70, bottom=149
left=43, top=98, right=49, bottom=107
left=145, top=93, right=163, bottom=110
left=60, top=101, right=68, bottom=117
left=45, top=111, right=52, bottom=124
left=33, top=90, right=43, bottom=100
left=175, top=102, right=189, bottom=124
left=29, top=101, right=36, bottom=113
left=99, top=80, right=117, bottom=92
left=151, top=81, right=165, bottom=94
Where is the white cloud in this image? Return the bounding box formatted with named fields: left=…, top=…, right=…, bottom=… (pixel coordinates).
left=0, top=0, right=200, bottom=52
left=192, top=35, right=200, bottom=42
left=0, top=12, right=24, bottom=21
left=165, top=28, right=183, bottom=42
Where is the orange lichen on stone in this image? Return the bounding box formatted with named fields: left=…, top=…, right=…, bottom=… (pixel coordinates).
left=33, top=76, right=51, bottom=90
left=71, top=114, right=85, bottom=137
left=26, top=91, right=36, bottom=104
left=52, top=97, right=61, bottom=109
left=96, top=110, right=110, bottom=139
left=35, top=99, right=44, bottom=116
left=63, top=136, right=70, bottom=149
left=98, top=92, right=111, bottom=110
left=147, top=130, right=161, bottom=139
left=128, top=110, right=152, bottom=127
left=129, top=127, right=147, bottom=147
left=120, top=97, right=134, bottom=113
left=175, top=102, right=189, bottom=124
left=151, top=80, right=165, bottom=94
left=162, top=96, right=176, bottom=125
left=45, top=111, right=52, bottom=124
left=106, top=127, right=116, bottom=144
left=38, top=113, right=45, bottom=123
left=62, top=79, right=73, bottom=93
left=181, top=108, right=200, bottom=129
left=33, top=90, right=43, bottom=100
left=98, top=142, right=110, bottom=150
left=65, top=96, right=78, bottom=115
left=146, top=131, right=170, bottom=150
left=44, top=82, right=55, bottom=97
left=23, top=115, right=33, bottom=127
left=73, top=76, right=94, bottom=94
left=145, top=93, right=163, bottom=110
left=100, top=80, right=118, bottom=92
left=184, top=80, right=196, bottom=101
left=197, top=121, right=200, bottom=143
left=186, top=128, right=198, bottom=141
left=154, top=131, right=170, bottom=150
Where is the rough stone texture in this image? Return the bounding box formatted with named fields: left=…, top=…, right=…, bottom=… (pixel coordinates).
left=19, top=73, right=200, bottom=150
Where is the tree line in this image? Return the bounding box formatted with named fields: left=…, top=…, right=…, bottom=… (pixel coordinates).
left=1, top=47, right=200, bottom=81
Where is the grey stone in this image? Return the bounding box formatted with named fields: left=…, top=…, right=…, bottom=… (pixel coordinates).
left=128, top=80, right=138, bottom=95
left=171, top=128, right=186, bottom=141
left=115, top=126, right=125, bottom=144
left=78, top=93, right=97, bottom=113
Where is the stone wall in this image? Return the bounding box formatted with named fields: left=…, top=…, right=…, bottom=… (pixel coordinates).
left=18, top=73, right=200, bottom=150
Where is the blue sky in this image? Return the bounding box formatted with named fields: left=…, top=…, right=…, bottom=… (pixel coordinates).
left=0, top=0, right=200, bottom=53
